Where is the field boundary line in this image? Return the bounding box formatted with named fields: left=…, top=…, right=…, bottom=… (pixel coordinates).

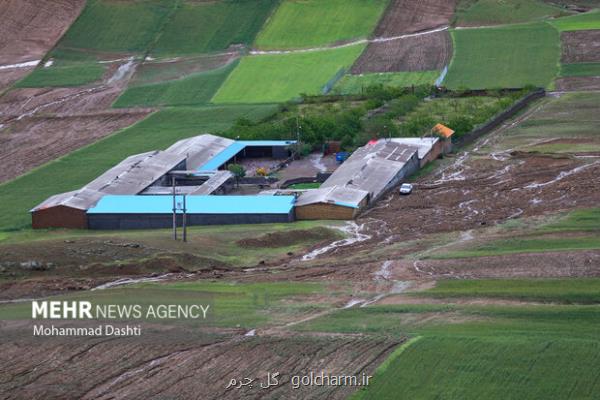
left=249, top=26, right=449, bottom=55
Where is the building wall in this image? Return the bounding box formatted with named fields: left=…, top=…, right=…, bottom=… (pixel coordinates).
left=32, top=206, right=88, bottom=229
left=420, top=140, right=444, bottom=167
left=374, top=152, right=420, bottom=204
left=295, top=203, right=359, bottom=220
left=88, top=211, right=294, bottom=230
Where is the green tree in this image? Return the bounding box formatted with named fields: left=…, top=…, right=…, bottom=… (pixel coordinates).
left=228, top=164, right=246, bottom=187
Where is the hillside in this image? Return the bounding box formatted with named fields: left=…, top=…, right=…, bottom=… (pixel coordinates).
left=0, top=1, right=599, bottom=399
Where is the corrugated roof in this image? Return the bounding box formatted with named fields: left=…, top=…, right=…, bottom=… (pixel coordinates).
left=391, top=137, right=438, bottom=159
left=166, top=134, right=234, bottom=170
left=433, top=123, right=454, bottom=138
left=87, top=195, right=296, bottom=215
left=190, top=170, right=232, bottom=195
left=32, top=150, right=185, bottom=212
left=321, top=140, right=418, bottom=200
left=295, top=186, right=369, bottom=209
left=199, top=140, right=296, bottom=171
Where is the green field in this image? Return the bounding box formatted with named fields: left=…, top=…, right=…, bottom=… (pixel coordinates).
left=444, top=23, right=560, bottom=89
left=560, top=62, right=600, bottom=77
left=296, top=301, right=600, bottom=399
left=551, top=9, right=600, bottom=31
left=113, top=61, right=238, bottom=107
left=540, top=208, right=600, bottom=233
left=151, top=0, right=277, bottom=56
left=15, top=64, right=106, bottom=88
left=431, top=235, right=600, bottom=258
left=0, top=105, right=277, bottom=231
left=254, top=0, right=388, bottom=50
left=213, top=45, right=365, bottom=103
left=454, top=0, right=570, bottom=26
left=58, top=0, right=175, bottom=54
left=418, top=278, right=600, bottom=304
left=332, top=71, right=440, bottom=95
left=491, top=92, right=600, bottom=152
left=352, top=335, right=600, bottom=400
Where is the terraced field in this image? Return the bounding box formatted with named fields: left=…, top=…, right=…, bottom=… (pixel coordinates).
left=254, top=0, right=388, bottom=50
left=151, top=0, right=277, bottom=56
left=454, top=0, right=571, bottom=27
left=213, top=45, right=366, bottom=103
left=2, top=3, right=600, bottom=399
left=113, top=61, right=238, bottom=107
left=444, top=23, right=560, bottom=89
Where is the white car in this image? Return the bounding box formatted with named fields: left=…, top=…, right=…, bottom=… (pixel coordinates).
left=399, top=183, right=413, bottom=195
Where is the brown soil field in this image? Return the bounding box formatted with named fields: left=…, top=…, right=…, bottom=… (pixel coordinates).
left=0, top=0, right=84, bottom=89
left=0, top=84, right=151, bottom=183
left=556, top=76, right=600, bottom=91
left=0, top=68, right=34, bottom=92
left=0, top=62, right=151, bottom=183
left=561, top=30, right=600, bottom=63
left=0, top=0, right=84, bottom=65
left=351, top=31, right=452, bottom=73
left=0, top=322, right=400, bottom=400
left=374, top=0, right=457, bottom=36
left=130, top=51, right=240, bottom=86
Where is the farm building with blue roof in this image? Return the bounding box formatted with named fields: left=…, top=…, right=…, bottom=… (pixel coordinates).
left=31, top=132, right=446, bottom=229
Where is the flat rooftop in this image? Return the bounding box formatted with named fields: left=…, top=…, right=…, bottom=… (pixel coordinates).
left=87, top=195, right=296, bottom=215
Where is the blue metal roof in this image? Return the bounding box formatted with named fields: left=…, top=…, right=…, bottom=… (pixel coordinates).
left=199, top=140, right=296, bottom=171
left=87, top=195, right=296, bottom=215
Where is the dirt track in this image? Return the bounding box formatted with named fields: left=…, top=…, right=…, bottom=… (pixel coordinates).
left=351, top=31, right=452, bottom=73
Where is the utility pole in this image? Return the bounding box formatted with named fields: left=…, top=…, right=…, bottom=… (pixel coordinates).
left=172, top=175, right=177, bottom=240
left=296, top=115, right=301, bottom=157
left=182, top=194, right=187, bottom=242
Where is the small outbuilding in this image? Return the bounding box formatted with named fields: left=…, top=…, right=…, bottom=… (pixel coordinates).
left=295, top=186, right=369, bottom=220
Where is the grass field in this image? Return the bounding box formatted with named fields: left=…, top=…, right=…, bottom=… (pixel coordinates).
left=213, top=45, right=365, bottom=103
left=539, top=208, right=600, bottom=233
left=58, top=0, right=175, bottom=54
left=560, top=62, right=600, bottom=77
left=0, top=105, right=277, bottom=231
left=550, top=9, right=600, bottom=31
left=454, top=0, right=570, bottom=26
left=151, top=0, right=277, bottom=56
left=431, top=235, right=600, bottom=258
left=444, top=23, right=560, bottom=89
left=113, top=61, right=238, bottom=107
left=254, top=0, right=388, bottom=50
left=15, top=64, right=106, bottom=88
left=418, top=278, right=600, bottom=304
left=492, top=92, right=600, bottom=152
left=331, top=71, right=440, bottom=95
left=296, top=300, right=600, bottom=398
left=352, top=335, right=600, bottom=400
